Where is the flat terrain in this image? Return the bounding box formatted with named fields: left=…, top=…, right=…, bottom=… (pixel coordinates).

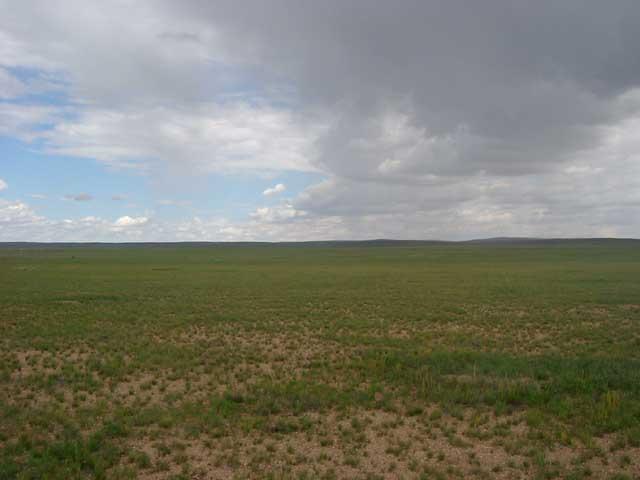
left=1, top=241, right=640, bottom=479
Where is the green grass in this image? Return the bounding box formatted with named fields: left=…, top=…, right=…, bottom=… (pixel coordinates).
left=1, top=242, right=640, bottom=478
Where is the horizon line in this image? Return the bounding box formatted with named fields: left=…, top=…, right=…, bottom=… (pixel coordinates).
left=1, top=237, right=639, bottom=246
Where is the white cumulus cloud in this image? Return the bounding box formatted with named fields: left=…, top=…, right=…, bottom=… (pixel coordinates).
left=263, top=183, right=286, bottom=196
left=113, top=216, right=149, bottom=228
left=0, top=199, right=42, bottom=226
left=38, top=104, right=322, bottom=174
left=250, top=203, right=304, bottom=222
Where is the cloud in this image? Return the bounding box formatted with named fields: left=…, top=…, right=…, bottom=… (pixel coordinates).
left=0, top=199, right=155, bottom=241
left=39, top=103, right=321, bottom=174
left=153, top=1, right=640, bottom=172
left=64, top=193, right=93, bottom=202
left=0, top=199, right=42, bottom=226
left=0, top=178, right=7, bottom=191
left=7, top=202, right=139, bottom=244
left=0, top=2, right=323, bottom=175
left=250, top=203, right=304, bottom=222
left=262, top=183, right=286, bottom=196
left=113, top=216, right=149, bottom=228
left=0, top=103, right=60, bottom=141
left=111, top=194, right=126, bottom=201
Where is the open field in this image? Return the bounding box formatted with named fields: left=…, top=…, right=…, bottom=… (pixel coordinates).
left=1, top=241, right=640, bottom=479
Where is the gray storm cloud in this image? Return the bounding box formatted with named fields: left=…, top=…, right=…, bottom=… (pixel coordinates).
left=165, top=0, right=640, bottom=174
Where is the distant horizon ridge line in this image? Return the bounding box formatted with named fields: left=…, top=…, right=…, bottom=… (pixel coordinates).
left=0, top=236, right=639, bottom=246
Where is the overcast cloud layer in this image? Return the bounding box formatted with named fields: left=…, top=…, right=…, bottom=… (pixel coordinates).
left=1, top=0, right=640, bottom=241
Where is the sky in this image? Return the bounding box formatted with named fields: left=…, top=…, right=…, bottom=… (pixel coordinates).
left=1, top=0, right=640, bottom=242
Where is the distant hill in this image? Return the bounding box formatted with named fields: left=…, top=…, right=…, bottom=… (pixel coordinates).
left=0, top=237, right=638, bottom=248
left=463, top=237, right=640, bottom=246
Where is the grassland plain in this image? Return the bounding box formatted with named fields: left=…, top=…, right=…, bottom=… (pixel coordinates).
left=1, top=241, right=640, bottom=480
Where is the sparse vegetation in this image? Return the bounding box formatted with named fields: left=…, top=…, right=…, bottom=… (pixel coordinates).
left=1, top=242, right=639, bottom=478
